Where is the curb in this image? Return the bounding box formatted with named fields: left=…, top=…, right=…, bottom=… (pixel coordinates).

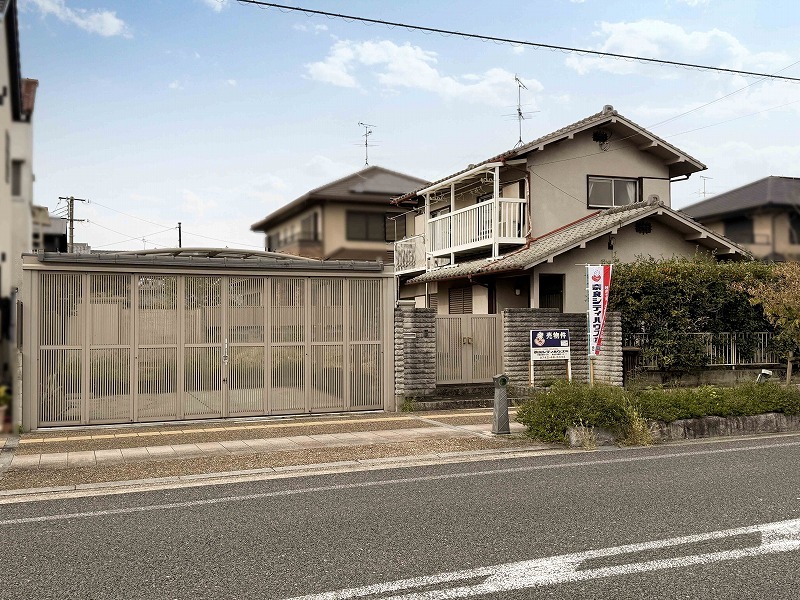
left=0, top=445, right=558, bottom=503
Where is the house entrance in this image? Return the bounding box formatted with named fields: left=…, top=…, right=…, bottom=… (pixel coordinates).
left=435, top=314, right=502, bottom=384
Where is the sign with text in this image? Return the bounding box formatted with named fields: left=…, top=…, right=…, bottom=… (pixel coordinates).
left=587, top=264, right=613, bottom=356
left=530, top=329, right=571, bottom=361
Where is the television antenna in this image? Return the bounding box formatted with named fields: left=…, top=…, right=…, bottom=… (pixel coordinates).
left=699, top=176, right=714, bottom=199
left=511, top=75, right=538, bottom=148
left=358, top=122, right=376, bottom=166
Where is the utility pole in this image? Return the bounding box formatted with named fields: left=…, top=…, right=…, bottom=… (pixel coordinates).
left=58, top=196, right=87, bottom=253
left=178, top=222, right=182, bottom=248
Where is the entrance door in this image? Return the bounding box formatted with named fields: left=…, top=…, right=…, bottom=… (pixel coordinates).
left=435, top=314, right=501, bottom=384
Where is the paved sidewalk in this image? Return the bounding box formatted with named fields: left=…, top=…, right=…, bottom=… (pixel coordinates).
left=8, top=424, right=525, bottom=471
left=0, top=409, right=525, bottom=480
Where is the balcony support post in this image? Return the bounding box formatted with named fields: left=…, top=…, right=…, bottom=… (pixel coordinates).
left=492, top=166, right=500, bottom=258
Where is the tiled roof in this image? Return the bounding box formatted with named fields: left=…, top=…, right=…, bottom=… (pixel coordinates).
left=680, top=176, right=800, bottom=220
left=251, top=166, right=428, bottom=231
left=406, top=199, right=748, bottom=284
left=394, top=105, right=706, bottom=204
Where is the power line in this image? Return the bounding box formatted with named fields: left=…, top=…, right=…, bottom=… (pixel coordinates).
left=236, top=1, right=800, bottom=83
left=89, top=199, right=174, bottom=229
left=88, top=221, right=176, bottom=249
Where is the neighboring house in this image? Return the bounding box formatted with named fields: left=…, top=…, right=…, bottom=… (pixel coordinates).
left=31, top=205, right=67, bottom=253
left=0, top=0, right=37, bottom=388
left=392, top=104, right=748, bottom=314
left=680, top=176, right=800, bottom=261
left=251, top=166, right=428, bottom=262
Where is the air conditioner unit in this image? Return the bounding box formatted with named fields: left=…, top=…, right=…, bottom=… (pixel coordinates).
left=648, top=194, right=660, bottom=203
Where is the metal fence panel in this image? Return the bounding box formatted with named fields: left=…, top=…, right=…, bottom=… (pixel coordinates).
left=32, top=269, right=389, bottom=428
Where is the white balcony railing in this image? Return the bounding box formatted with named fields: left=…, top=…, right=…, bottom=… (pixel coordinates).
left=394, top=234, right=426, bottom=274
left=428, top=197, right=526, bottom=256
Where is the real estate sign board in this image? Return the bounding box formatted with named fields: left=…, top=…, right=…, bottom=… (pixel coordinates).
left=530, top=328, right=571, bottom=361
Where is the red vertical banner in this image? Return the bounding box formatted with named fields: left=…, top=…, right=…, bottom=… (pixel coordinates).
left=587, top=264, right=613, bottom=356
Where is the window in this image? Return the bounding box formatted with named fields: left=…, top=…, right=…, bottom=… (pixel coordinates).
left=300, top=213, right=318, bottom=241
left=346, top=211, right=405, bottom=242
left=347, top=211, right=385, bottom=241
left=448, top=286, right=473, bottom=314
left=427, top=293, right=438, bottom=312
left=724, top=216, right=754, bottom=244
left=588, top=176, right=638, bottom=208
left=11, top=160, right=23, bottom=196
left=790, top=213, right=800, bottom=245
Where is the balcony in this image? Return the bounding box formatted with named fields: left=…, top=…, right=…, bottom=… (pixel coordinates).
left=393, top=197, right=528, bottom=275
left=429, top=197, right=527, bottom=256
left=394, top=234, right=426, bottom=275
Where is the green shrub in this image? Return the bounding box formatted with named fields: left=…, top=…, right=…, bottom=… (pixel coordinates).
left=635, top=382, right=800, bottom=421
left=516, top=381, right=800, bottom=445
left=515, top=381, right=633, bottom=443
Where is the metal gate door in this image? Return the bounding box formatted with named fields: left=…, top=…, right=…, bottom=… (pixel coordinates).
left=33, top=268, right=389, bottom=428
left=435, top=314, right=501, bottom=384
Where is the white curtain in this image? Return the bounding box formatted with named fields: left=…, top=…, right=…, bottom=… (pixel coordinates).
left=625, top=181, right=636, bottom=204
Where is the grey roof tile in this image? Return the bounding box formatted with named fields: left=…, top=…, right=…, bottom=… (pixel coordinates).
left=406, top=199, right=748, bottom=284
left=681, top=176, right=800, bottom=220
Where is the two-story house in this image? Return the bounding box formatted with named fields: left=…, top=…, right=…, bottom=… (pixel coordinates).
left=393, top=105, right=748, bottom=314
left=0, top=0, right=37, bottom=389
left=680, top=176, right=800, bottom=261
left=251, top=166, right=428, bottom=262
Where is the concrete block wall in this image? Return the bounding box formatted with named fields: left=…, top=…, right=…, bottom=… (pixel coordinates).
left=394, top=307, right=436, bottom=401
left=502, top=308, right=622, bottom=387
left=594, top=312, right=623, bottom=385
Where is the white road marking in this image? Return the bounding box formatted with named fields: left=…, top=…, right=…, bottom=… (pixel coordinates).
left=2, top=438, right=800, bottom=525
left=283, top=519, right=800, bottom=599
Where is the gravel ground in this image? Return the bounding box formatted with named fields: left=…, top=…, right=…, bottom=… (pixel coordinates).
left=0, top=436, right=538, bottom=491
left=15, top=419, right=440, bottom=455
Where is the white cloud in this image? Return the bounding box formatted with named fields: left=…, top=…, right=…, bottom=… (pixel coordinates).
left=168, top=80, right=183, bottom=90
left=226, top=79, right=237, bottom=86
left=293, top=23, right=329, bottom=34
left=200, top=0, right=230, bottom=12
left=566, top=20, right=789, bottom=77
left=306, top=39, right=544, bottom=106
left=181, top=189, right=217, bottom=219
left=23, top=0, right=130, bottom=37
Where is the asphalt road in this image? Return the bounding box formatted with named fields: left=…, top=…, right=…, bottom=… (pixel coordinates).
left=2, top=434, right=800, bottom=599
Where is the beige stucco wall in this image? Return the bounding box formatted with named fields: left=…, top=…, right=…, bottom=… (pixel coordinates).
left=10, top=119, right=34, bottom=292
left=323, top=203, right=396, bottom=260
left=527, top=131, right=672, bottom=237
left=532, top=219, right=715, bottom=313
left=0, top=22, right=13, bottom=299
left=696, top=212, right=800, bottom=259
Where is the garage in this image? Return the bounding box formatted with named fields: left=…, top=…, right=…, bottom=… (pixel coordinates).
left=19, top=250, right=394, bottom=430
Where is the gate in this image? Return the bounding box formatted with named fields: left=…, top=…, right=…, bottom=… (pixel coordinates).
left=435, top=314, right=502, bottom=384
left=25, top=257, right=392, bottom=429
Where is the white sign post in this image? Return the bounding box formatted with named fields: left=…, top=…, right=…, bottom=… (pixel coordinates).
left=530, top=328, right=571, bottom=386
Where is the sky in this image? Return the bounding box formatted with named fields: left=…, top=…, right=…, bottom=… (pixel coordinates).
left=17, top=0, right=800, bottom=251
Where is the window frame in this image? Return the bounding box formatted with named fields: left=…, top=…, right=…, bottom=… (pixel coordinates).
left=587, top=175, right=640, bottom=209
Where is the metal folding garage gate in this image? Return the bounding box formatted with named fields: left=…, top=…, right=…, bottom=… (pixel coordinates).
left=22, top=255, right=393, bottom=429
